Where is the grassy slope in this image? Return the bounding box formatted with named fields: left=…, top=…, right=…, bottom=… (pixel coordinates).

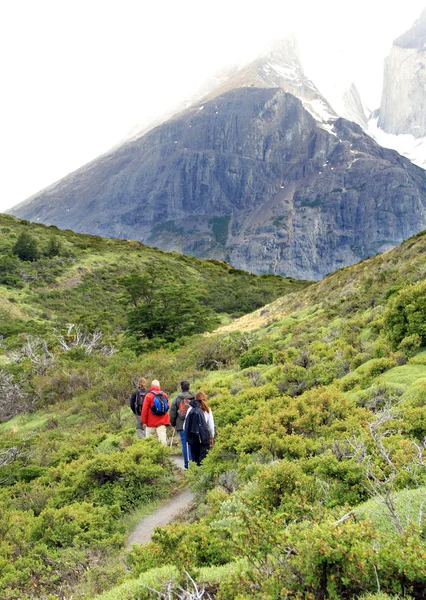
left=1, top=219, right=426, bottom=599
left=217, top=229, right=426, bottom=333
left=89, top=230, right=426, bottom=598
left=0, top=213, right=309, bottom=339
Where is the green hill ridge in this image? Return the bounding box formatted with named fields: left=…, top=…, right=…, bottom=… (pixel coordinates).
left=0, top=215, right=425, bottom=599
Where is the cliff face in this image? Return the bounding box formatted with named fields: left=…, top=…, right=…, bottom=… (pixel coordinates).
left=11, top=85, right=426, bottom=280
left=378, top=10, right=426, bottom=138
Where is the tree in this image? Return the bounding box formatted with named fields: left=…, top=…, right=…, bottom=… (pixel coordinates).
left=126, top=282, right=218, bottom=349
left=12, top=232, right=39, bottom=261
left=120, top=268, right=158, bottom=307
left=44, top=237, right=62, bottom=257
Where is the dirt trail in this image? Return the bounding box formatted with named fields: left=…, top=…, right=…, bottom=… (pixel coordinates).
left=126, top=455, right=194, bottom=550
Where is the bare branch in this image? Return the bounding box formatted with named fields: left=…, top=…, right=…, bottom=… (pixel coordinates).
left=0, top=370, right=34, bottom=421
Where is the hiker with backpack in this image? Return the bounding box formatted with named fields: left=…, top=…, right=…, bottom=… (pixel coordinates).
left=169, top=380, right=194, bottom=468
left=184, top=391, right=215, bottom=466
left=141, top=379, right=170, bottom=445
left=129, top=377, right=148, bottom=438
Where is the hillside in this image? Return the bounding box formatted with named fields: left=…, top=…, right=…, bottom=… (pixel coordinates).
left=0, top=213, right=307, bottom=349
left=0, top=220, right=425, bottom=599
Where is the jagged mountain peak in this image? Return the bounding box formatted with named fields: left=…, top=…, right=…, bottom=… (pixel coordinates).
left=394, top=8, right=426, bottom=50
left=9, top=30, right=426, bottom=282
left=378, top=7, right=426, bottom=139
left=201, top=36, right=337, bottom=125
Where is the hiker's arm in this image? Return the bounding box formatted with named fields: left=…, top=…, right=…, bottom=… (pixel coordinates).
left=141, top=393, right=150, bottom=424
left=208, top=411, right=215, bottom=438
left=129, top=391, right=137, bottom=414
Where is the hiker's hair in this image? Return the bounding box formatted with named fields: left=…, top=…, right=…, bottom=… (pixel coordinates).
left=138, top=377, right=147, bottom=387
left=151, top=379, right=160, bottom=387
left=180, top=380, right=190, bottom=392
left=195, top=391, right=210, bottom=413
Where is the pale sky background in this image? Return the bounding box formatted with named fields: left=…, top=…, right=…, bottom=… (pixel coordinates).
left=0, top=0, right=425, bottom=212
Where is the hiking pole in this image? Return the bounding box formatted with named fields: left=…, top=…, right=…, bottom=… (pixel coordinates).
left=169, top=428, right=175, bottom=448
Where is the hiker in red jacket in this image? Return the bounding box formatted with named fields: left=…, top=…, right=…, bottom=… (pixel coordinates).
left=141, top=379, right=170, bottom=445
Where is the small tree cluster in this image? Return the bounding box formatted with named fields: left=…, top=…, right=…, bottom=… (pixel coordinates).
left=123, top=270, right=218, bottom=350
left=12, top=232, right=39, bottom=261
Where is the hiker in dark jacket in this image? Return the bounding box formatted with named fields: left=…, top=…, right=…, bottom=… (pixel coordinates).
left=170, top=380, right=194, bottom=468
left=129, top=377, right=147, bottom=439
left=184, top=392, right=214, bottom=466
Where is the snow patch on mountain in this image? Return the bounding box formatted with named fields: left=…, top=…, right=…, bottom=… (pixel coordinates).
left=303, top=98, right=336, bottom=123
left=368, top=117, right=426, bottom=170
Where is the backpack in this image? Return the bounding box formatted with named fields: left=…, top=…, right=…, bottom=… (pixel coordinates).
left=135, top=389, right=146, bottom=416
left=151, top=391, right=169, bottom=416
left=184, top=405, right=209, bottom=445
left=178, top=397, right=192, bottom=419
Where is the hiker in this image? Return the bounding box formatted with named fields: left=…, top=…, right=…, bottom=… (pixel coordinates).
left=141, top=379, right=170, bottom=445
left=184, top=391, right=215, bottom=466
left=129, top=377, right=148, bottom=439
left=169, top=380, right=194, bottom=468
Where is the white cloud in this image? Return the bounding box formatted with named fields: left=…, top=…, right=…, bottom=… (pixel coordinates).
left=0, top=0, right=425, bottom=211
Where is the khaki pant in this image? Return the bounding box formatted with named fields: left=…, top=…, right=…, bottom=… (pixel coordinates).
left=145, top=425, right=168, bottom=445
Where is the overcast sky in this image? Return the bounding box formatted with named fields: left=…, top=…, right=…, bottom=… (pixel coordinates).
left=0, top=0, right=425, bottom=212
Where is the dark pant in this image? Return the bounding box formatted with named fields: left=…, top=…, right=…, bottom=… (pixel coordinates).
left=188, top=439, right=210, bottom=466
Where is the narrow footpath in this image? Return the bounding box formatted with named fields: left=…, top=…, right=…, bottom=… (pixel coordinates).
left=126, top=456, right=194, bottom=550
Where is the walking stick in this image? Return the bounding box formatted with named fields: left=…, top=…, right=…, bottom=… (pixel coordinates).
left=169, top=428, right=175, bottom=448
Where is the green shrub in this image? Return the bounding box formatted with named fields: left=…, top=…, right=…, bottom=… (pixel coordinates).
left=239, top=346, right=273, bottom=369
left=128, top=519, right=233, bottom=576
left=398, top=333, right=422, bottom=356
left=384, top=280, right=426, bottom=349
left=31, top=502, right=124, bottom=549
left=0, top=254, right=21, bottom=285
left=43, top=441, right=173, bottom=512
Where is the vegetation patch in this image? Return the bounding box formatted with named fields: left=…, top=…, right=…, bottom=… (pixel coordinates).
left=1, top=216, right=426, bottom=599
left=209, top=215, right=231, bottom=246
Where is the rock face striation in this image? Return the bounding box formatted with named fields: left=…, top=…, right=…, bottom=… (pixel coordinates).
left=379, top=9, right=426, bottom=138
left=10, top=41, right=426, bottom=280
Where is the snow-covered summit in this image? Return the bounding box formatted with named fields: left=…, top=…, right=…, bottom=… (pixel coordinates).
left=201, top=37, right=337, bottom=125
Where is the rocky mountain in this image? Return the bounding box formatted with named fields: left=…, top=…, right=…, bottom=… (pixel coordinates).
left=378, top=9, right=426, bottom=138
left=9, top=41, right=426, bottom=280
left=363, top=10, right=426, bottom=171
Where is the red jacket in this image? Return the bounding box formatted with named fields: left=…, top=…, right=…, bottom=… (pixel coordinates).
left=141, top=386, right=170, bottom=427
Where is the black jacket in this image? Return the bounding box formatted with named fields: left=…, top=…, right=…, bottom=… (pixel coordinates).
left=170, top=391, right=195, bottom=430
left=184, top=400, right=209, bottom=445
left=129, top=387, right=147, bottom=416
